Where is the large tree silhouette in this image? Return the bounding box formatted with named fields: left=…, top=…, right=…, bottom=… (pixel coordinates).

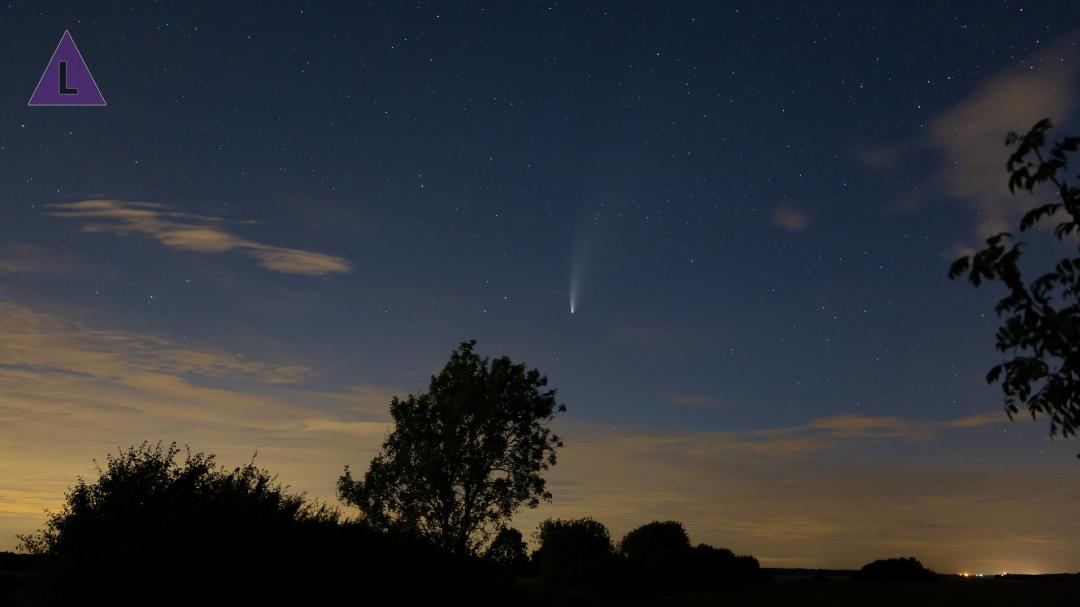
left=950, top=119, right=1080, bottom=438
left=338, top=340, right=565, bottom=555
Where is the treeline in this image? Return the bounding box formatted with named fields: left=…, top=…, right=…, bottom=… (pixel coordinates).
left=1, top=343, right=941, bottom=605
left=527, top=518, right=766, bottom=593
left=3, top=442, right=764, bottom=605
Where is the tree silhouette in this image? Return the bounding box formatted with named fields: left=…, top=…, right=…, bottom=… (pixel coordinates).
left=619, top=521, right=692, bottom=591
left=686, top=544, right=764, bottom=588
left=618, top=521, right=763, bottom=591
left=485, top=527, right=529, bottom=575
left=531, top=517, right=616, bottom=588
left=950, top=119, right=1080, bottom=439
left=338, top=340, right=565, bottom=555
left=620, top=520, right=691, bottom=564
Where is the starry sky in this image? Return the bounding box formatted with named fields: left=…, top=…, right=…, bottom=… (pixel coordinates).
left=2, top=1, right=1080, bottom=573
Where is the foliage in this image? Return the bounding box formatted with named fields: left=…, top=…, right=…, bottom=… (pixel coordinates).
left=16, top=442, right=352, bottom=603
left=14, top=441, right=499, bottom=604
left=532, top=517, right=616, bottom=588
left=618, top=522, right=763, bottom=591
left=338, top=340, right=565, bottom=555
left=855, top=557, right=937, bottom=582
left=18, top=441, right=337, bottom=558
left=532, top=518, right=763, bottom=594
left=619, top=520, right=692, bottom=590
left=950, top=118, right=1080, bottom=438
left=620, top=520, right=692, bottom=564
left=485, top=527, right=529, bottom=575
left=686, top=544, right=764, bottom=587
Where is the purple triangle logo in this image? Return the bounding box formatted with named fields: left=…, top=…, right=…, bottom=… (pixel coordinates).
left=28, top=31, right=106, bottom=107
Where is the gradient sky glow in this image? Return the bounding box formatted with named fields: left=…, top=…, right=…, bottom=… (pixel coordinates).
left=3, top=2, right=1080, bottom=573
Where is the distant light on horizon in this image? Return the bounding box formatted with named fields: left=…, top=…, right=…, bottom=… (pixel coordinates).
left=959, top=570, right=1038, bottom=578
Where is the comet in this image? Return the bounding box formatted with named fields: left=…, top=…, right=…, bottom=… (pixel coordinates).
left=568, top=277, right=579, bottom=315
left=569, top=199, right=602, bottom=315
left=569, top=241, right=585, bottom=315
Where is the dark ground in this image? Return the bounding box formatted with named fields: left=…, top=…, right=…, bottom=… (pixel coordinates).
left=3, top=555, right=1080, bottom=606
left=547, top=572, right=1080, bottom=607
left=610, top=581, right=1080, bottom=607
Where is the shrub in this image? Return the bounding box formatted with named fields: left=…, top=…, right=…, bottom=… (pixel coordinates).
left=683, top=543, right=765, bottom=589
left=17, top=442, right=496, bottom=604
left=855, top=557, right=937, bottom=582
left=486, top=527, right=530, bottom=576
left=620, top=520, right=692, bottom=564
left=532, top=517, right=616, bottom=589
left=619, top=521, right=692, bottom=590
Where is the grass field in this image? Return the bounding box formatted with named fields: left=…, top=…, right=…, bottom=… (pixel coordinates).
left=550, top=575, right=1080, bottom=607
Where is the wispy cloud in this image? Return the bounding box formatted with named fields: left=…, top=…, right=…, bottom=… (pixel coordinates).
left=929, top=38, right=1079, bottom=241
left=857, top=35, right=1080, bottom=247
left=850, top=139, right=919, bottom=171
left=297, top=385, right=405, bottom=417
left=770, top=412, right=1009, bottom=442
left=48, top=200, right=352, bottom=276
left=0, top=302, right=311, bottom=386
left=804, top=413, right=933, bottom=440
left=945, top=411, right=1009, bottom=428
left=771, top=203, right=812, bottom=232
left=0, top=302, right=392, bottom=549
left=0, top=245, right=43, bottom=274
left=0, top=243, right=93, bottom=276
left=592, top=411, right=1008, bottom=462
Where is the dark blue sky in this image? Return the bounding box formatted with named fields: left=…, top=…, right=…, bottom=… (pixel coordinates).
left=2, top=2, right=1080, bottom=571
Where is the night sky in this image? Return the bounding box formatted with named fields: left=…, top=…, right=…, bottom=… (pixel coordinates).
left=2, top=2, right=1080, bottom=573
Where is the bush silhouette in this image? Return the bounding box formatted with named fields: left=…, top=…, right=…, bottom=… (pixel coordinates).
left=532, top=517, right=617, bottom=589
left=615, top=521, right=764, bottom=591
left=486, top=526, right=530, bottom=576
left=531, top=518, right=765, bottom=594
left=619, top=520, right=692, bottom=590
left=686, top=543, right=765, bottom=588
left=620, top=520, right=691, bottom=563
left=855, top=556, right=937, bottom=582
left=17, top=442, right=494, bottom=605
